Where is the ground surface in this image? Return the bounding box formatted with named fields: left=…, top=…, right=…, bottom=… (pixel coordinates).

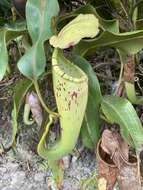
left=0, top=111, right=96, bottom=190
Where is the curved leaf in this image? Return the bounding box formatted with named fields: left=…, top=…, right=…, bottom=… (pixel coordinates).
left=71, top=55, right=102, bottom=149
left=18, top=42, right=45, bottom=80
left=18, top=0, right=59, bottom=80
left=74, top=30, right=143, bottom=56
left=0, top=30, right=7, bottom=80
left=11, top=79, right=32, bottom=146
left=26, top=0, right=59, bottom=43
left=0, top=22, right=26, bottom=80
left=125, top=82, right=143, bottom=105
left=4, top=21, right=27, bottom=42
left=50, top=14, right=99, bottom=49
left=101, top=95, right=143, bottom=148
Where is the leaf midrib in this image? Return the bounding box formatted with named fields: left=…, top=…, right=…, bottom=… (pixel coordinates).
left=79, top=30, right=143, bottom=54
left=102, top=99, right=142, bottom=147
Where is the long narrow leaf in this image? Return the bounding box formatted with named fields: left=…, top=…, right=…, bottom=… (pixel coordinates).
left=11, top=79, right=32, bottom=145
left=74, top=30, right=143, bottom=56
left=101, top=95, right=143, bottom=148
left=0, top=22, right=26, bottom=80
left=71, top=55, right=102, bottom=149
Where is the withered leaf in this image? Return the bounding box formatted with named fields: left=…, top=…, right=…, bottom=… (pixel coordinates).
left=101, top=129, right=129, bottom=168
left=26, top=91, right=43, bottom=126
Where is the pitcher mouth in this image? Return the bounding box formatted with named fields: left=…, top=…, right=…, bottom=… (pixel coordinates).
left=52, top=49, right=88, bottom=83
left=97, top=139, right=137, bottom=167
left=120, top=153, right=137, bottom=166
left=97, top=139, right=117, bottom=167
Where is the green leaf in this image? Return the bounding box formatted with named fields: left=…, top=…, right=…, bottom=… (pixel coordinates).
left=74, top=30, right=143, bottom=56
left=58, top=4, right=119, bottom=33
left=0, top=30, right=7, bottom=80
left=0, top=22, right=26, bottom=80
left=18, top=42, right=45, bottom=80
left=18, top=0, right=59, bottom=80
left=125, top=82, right=143, bottom=104
left=81, top=123, right=94, bottom=150
left=5, top=21, right=26, bottom=42
left=50, top=14, right=99, bottom=49
left=26, top=0, right=59, bottom=43
left=71, top=55, right=102, bottom=149
left=11, top=79, right=33, bottom=146
left=11, top=103, right=17, bottom=147
left=101, top=95, right=143, bottom=148
left=0, top=0, right=11, bottom=10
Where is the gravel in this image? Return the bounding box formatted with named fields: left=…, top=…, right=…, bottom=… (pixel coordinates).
left=0, top=119, right=96, bottom=190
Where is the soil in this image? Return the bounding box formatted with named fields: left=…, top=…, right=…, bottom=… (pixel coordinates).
left=0, top=90, right=97, bottom=190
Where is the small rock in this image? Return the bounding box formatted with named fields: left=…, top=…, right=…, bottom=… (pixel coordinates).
left=2, top=187, right=13, bottom=190
left=26, top=184, right=36, bottom=190
left=2, top=174, right=11, bottom=181
left=6, top=163, right=18, bottom=172
left=63, top=156, right=71, bottom=169
left=71, top=156, right=78, bottom=163
left=34, top=172, right=45, bottom=182
left=10, top=171, right=25, bottom=187
left=0, top=167, right=7, bottom=173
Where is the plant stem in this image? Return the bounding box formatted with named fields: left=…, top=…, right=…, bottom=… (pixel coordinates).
left=114, top=61, right=124, bottom=95
left=136, top=152, right=142, bottom=190
left=34, top=80, right=58, bottom=118
left=23, top=104, right=34, bottom=125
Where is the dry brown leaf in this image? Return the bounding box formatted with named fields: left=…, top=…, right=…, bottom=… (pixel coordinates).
left=117, top=155, right=138, bottom=190
left=101, top=129, right=118, bottom=155
left=26, top=91, right=43, bottom=126
left=115, top=132, right=129, bottom=161
left=101, top=129, right=129, bottom=169
left=96, top=140, right=118, bottom=190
